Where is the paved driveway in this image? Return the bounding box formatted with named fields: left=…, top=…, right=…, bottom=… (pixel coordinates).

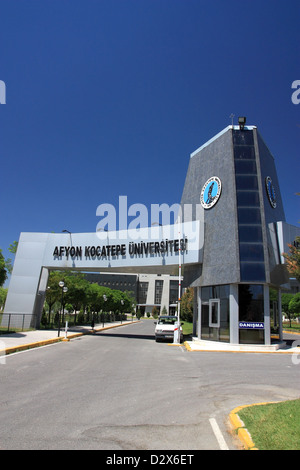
left=0, top=320, right=299, bottom=450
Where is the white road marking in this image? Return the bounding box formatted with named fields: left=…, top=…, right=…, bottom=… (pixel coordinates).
left=209, top=417, right=229, bottom=450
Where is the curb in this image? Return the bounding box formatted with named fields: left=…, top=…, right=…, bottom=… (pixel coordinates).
left=183, top=340, right=300, bottom=354
left=184, top=341, right=192, bottom=351
left=229, top=401, right=279, bottom=450
left=3, top=336, right=67, bottom=355
left=0, top=321, right=140, bottom=356
left=283, top=330, right=300, bottom=336
left=229, top=405, right=258, bottom=450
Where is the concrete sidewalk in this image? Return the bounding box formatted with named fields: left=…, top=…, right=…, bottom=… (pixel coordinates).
left=0, top=320, right=137, bottom=355
left=185, top=335, right=300, bottom=354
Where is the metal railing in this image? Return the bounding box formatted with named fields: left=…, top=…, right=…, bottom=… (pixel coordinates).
left=0, top=313, right=37, bottom=332
left=0, top=312, right=128, bottom=333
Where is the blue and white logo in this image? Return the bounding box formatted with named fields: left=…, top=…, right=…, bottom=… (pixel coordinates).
left=200, top=176, right=222, bottom=209
left=265, top=176, right=276, bottom=208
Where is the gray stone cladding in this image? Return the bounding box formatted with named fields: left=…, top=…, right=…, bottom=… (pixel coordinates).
left=180, top=127, right=239, bottom=287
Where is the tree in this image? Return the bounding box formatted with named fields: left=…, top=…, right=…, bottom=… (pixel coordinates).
left=283, top=236, right=300, bottom=282
left=45, top=271, right=67, bottom=324
left=281, top=293, right=294, bottom=327
left=180, top=287, right=194, bottom=322
left=65, top=274, right=89, bottom=323
left=44, top=272, right=137, bottom=326
left=0, top=241, right=19, bottom=289
left=110, top=289, right=130, bottom=318
left=5, top=241, right=18, bottom=275
left=289, top=292, right=300, bottom=320
left=152, top=306, right=159, bottom=319
left=136, top=308, right=142, bottom=320
left=86, top=283, right=104, bottom=314
left=0, top=287, right=7, bottom=311
left=161, top=306, right=168, bottom=315
left=0, top=249, right=7, bottom=287
left=281, top=293, right=293, bottom=313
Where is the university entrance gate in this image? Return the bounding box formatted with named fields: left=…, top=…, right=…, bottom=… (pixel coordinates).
left=3, top=123, right=300, bottom=346
left=2, top=221, right=202, bottom=329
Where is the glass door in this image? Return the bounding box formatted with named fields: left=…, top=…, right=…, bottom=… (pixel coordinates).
left=209, top=299, right=220, bottom=341
left=209, top=299, right=220, bottom=328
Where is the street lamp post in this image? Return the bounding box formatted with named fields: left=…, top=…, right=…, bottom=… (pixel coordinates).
left=174, top=216, right=182, bottom=344
left=103, top=294, right=107, bottom=327
left=58, top=281, right=68, bottom=337
left=120, top=299, right=124, bottom=324
left=47, top=286, right=52, bottom=325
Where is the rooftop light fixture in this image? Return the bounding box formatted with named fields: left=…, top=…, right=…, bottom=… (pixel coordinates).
left=238, top=116, right=246, bottom=130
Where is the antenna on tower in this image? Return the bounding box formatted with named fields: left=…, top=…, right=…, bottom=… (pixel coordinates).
left=229, top=113, right=235, bottom=127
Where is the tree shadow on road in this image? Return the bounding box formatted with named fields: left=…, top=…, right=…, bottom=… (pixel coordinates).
left=96, top=331, right=155, bottom=341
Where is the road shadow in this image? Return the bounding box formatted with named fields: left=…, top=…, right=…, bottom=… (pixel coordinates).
left=96, top=331, right=155, bottom=341
left=95, top=331, right=192, bottom=343
left=0, top=332, right=27, bottom=338
left=95, top=331, right=193, bottom=342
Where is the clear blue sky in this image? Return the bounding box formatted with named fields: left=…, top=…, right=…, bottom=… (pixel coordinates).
left=1, top=0, right=299, bottom=271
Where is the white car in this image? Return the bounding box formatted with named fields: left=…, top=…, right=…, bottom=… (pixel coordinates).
left=154, top=315, right=183, bottom=342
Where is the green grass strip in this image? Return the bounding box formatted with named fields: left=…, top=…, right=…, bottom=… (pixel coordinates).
left=238, top=399, right=300, bottom=450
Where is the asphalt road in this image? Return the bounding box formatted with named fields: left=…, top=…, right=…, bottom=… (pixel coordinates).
left=0, top=320, right=299, bottom=450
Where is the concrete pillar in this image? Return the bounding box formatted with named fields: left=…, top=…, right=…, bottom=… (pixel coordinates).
left=264, top=285, right=271, bottom=345
left=197, top=287, right=202, bottom=339
left=278, top=287, right=283, bottom=342
left=144, top=275, right=155, bottom=315
left=229, top=284, right=239, bottom=344
left=193, top=287, right=198, bottom=337
left=161, top=275, right=170, bottom=313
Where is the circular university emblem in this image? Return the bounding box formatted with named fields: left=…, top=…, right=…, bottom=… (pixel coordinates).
left=200, top=176, right=222, bottom=209
left=265, top=176, right=276, bottom=208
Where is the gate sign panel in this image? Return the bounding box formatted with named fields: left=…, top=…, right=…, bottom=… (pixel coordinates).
left=239, top=322, right=264, bottom=329
left=3, top=221, right=203, bottom=328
